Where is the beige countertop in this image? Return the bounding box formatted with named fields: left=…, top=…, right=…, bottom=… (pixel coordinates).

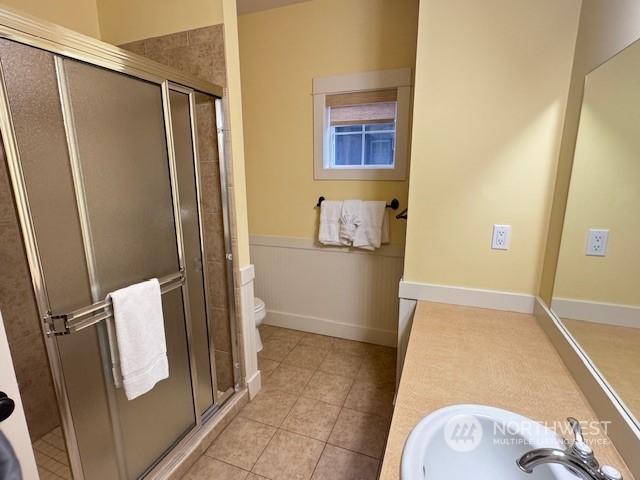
left=379, top=301, right=633, bottom=479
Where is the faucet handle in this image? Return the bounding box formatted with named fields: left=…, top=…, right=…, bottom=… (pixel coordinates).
left=567, top=417, right=586, bottom=444
left=566, top=417, right=600, bottom=469
left=600, top=465, right=622, bottom=480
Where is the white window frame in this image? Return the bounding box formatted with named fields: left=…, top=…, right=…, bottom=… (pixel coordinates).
left=313, top=68, right=412, bottom=181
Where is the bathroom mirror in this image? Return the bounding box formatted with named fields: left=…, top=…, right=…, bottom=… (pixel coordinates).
left=551, top=38, right=640, bottom=428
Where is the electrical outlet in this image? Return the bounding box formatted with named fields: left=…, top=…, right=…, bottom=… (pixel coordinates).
left=491, top=224, right=511, bottom=250
left=586, top=228, right=609, bottom=256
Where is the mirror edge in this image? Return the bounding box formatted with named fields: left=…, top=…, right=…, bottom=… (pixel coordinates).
left=534, top=297, right=640, bottom=476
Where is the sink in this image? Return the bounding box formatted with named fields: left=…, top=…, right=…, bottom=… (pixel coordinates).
left=401, top=404, right=578, bottom=480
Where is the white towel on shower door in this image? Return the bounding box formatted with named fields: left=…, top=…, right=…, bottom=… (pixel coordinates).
left=108, top=279, right=168, bottom=400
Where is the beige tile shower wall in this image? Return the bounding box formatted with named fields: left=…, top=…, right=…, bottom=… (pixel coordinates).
left=0, top=145, right=59, bottom=440
left=121, top=25, right=236, bottom=391
left=121, top=25, right=227, bottom=88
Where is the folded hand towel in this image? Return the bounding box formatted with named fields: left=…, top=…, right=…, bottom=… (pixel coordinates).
left=339, top=200, right=362, bottom=243
left=319, top=200, right=348, bottom=246
left=108, top=279, right=168, bottom=400
left=353, top=201, right=388, bottom=250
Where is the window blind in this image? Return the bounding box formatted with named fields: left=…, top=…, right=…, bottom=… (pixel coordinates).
left=326, top=89, right=397, bottom=126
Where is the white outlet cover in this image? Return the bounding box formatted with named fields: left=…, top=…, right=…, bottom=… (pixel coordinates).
left=491, top=224, right=511, bottom=250
left=586, top=228, right=609, bottom=256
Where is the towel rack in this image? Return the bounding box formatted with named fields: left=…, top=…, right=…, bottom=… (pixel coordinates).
left=43, top=270, right=185, bottom=336
left=315, top=196, right=400, bottom=210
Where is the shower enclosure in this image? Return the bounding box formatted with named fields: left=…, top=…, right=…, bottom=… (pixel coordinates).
left=0, top=11, right=239, bottom=480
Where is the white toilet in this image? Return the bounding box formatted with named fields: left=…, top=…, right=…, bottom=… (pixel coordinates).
left=254, top=297, right=266, bottom=352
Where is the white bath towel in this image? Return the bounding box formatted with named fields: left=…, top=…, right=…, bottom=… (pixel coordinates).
left=339, top=199, right=362, bottom=243
left=319, top=200, right=347, bottom=246
left=108, top=279, right=168, bottom=400
left=353, top=201, right=389, bottom=250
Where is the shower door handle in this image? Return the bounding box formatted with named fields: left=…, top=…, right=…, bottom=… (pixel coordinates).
left=0, top=392, right=15, bottom=422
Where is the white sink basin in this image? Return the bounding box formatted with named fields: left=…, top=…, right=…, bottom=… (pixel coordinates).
left=401, top=405, right=577, bottom=480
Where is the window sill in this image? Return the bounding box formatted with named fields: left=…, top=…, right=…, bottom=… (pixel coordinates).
left=314, top=166, right=406, bottom=181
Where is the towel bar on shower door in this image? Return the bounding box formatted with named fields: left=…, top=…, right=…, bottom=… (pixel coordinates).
left=43, top=270, right=185, bottom=336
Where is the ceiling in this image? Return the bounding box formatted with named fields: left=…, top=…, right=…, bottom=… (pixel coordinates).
left=236, top=0, right=311, bottom=15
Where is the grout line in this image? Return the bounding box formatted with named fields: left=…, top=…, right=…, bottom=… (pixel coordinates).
left=248, top=424, right=279, bottom=475
left=309, top=441, right=328, bottom=479
left=36, top=466, right=67, bottom=480
left=200, top=456, right=252, bottom=475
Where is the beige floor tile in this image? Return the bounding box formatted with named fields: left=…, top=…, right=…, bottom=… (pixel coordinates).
left=327, top=408, right=390, bottom=458
left=182, top=456, right=249, bottom=480
left=319, top=351, right=363, bottom=378
left=344, top=381, right=395, bottom=418
left=207, top=417, right=276, bottom=470
left=356, top=351, right=396, bottom=385
left=246, top=474, right=268, bottom=480
left=257, top=357, right=280, bottom=378
left=258, top=325, right=278, bottom=341
left=298, top=333, right=335, bottom=350
left=259, top=337, right=299, bottom=362
left=239, top=388, right=298, bottom=427
left=281, top=396, right=340, bottom=441
left=302, top=371, right=353, bottom=406
left=252, top=430, right=324, bottom=480
left=330, top=338, right=372, bottom=357
left=269, top=327, right=305, bottom=343
left=263, top=363, right=314, bottom=395
left=282, top=344, right=327, bottom=370
left=311, top=445, right=379, bottom=480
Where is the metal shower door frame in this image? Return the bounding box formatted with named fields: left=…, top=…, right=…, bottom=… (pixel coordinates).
left=0, top=8, right=241, bottom=479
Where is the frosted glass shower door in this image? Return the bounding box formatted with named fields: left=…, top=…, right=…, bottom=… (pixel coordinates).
left=60, top=59, right=196, bottom=478
left=169, top=88, right=215, bottom=414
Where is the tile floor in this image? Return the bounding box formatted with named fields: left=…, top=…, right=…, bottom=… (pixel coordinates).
left=32, top=427, right=72, bottom=480
left=182, top=325, right=396, bottom=480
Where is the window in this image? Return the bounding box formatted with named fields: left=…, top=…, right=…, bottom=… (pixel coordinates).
left=313, top=69, right=411, bottom=180
left=327, top=89, right=397, bottom=169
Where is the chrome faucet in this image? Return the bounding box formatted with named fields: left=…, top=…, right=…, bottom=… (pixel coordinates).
left=517, top=417, right=623, bottom=480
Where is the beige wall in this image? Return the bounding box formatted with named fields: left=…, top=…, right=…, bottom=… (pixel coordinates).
left=223, top=0, right=251, bottom=267
left=238, top=0, right=419, bottom=245
left=540, top=0, right=640, bottom=302
left=97, top=0, right=223, bottom=45
left=553, top=40, right=640, bottom=306
left=0, top=0, right=101, bottom=38
left=403, top=0, right=580, bottom=295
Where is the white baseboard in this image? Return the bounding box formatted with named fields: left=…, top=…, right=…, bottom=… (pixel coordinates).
left=264, top=310, right=397, bottom=347
left=399, top=280, right=535, bottom=314
left=246, top=371, right=262, bottom=399
left=551, top=297, right=640, bottom=329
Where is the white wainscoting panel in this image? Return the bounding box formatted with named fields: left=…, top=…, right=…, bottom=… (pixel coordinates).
left=250, top=236, right=404, bottom=347
left=239, top=264, right=261, bottom=398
